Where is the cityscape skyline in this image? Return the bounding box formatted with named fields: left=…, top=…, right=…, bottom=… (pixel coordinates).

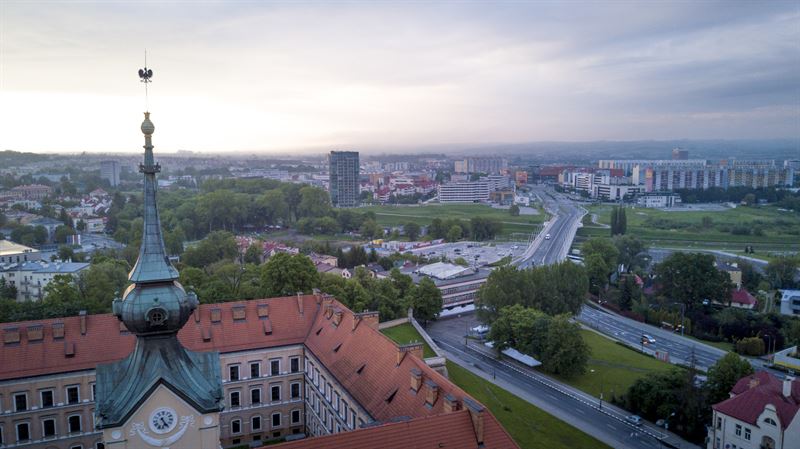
left=1, top=1, right=798, bottom=153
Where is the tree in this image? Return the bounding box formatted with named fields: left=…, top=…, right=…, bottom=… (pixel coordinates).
left=360, top=219, right=382, bottom=240
left=613, top=235, right=647, bottom=272
left=407, top=278, right=442, bottom=323
left=765, top=256, right=798, bottom=289
left=654, top=253, right=733, bottom=310
left=446, top=225, right=462, bottom=242
left=617, top=274, right=641, bottom=310
left=742, top=193, right=756, bottom=206
left=705, top=353, right=754, bottom=405
left=585, top=253, right=610, bottom=296
left=297, top=186, right=331, bottom=219
left=582, top=238, right=619, bottom=271
left=181, top=231, right=239, bottom=268
left=244, top=243, right=263, bottom=265
left=260, top=253, right=319, bottom=297
left=471, top=217, right=502, bottom=241
left=610, top=206, right=627, bottom=236
left=509, top=205, right=520, bottom=216
left=737, top=259, right=763, bottom=292
left=428, top=218, right=446, bottom=239
left=58, top=245, right=75, bottom=261
left=477, top=266, right=528, bottom=323
left=53, top=225, right=76, bottom=244
left=540, top=315, right=590, bottom=377
left=404, top=222, right=421, bottom=241
left=453, top=257, right=469, bottom=267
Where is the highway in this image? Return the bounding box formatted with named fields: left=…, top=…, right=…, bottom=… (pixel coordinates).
left=515, top=187, right=585, bottom=268
left=427, top=314, right=699, bottom=449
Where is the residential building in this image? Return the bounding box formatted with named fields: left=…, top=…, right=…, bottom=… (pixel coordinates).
left=453, top=157, right=508, bottom=174
left=780, top=290, right=800, bottom=316
left=438, top=181, right=490, bottom=203
left=9, top=184, right=53, bottom=201
left=329, top=151, right=360, bottom=208
left=0, top=241, right=41, bottom=264
left=707, top=371, right=799, bottom=449
left=0, top=259, right=89, bottom=302
left=100, top=161, right=121, bottom=187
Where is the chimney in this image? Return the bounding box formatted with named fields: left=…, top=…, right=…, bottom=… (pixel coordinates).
left=410, top=368, right=422, bottom=392
left=424, top=379, right=439, bottom=406
left=397, top=342, right=423, bottom=365
left=79, top=310, right=87, bottom=335
left=443, top=394, right=460, bottom=413
left=784, top=376, right=795, bottom=398
left=464, top=397, right=485, bottom=445
left=354, top=311, right=379, bottom=331
left=333, top=310, right=343, bottom=326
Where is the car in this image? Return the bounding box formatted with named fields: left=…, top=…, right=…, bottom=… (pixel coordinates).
left=641, top=334, right=656, bottom=344
left=626, top=415, right=643, bottom=426
left=545, top=233, right=551, bottom=240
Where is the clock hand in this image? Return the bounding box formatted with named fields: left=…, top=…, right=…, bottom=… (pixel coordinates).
left=160, top=417, right=168, bottom=427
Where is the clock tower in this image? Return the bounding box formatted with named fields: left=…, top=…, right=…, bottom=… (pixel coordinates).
left=94, top=68, right=224, bottom=449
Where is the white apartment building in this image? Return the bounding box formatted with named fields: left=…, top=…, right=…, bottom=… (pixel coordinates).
left=708, top=372, right=799, bottom=449
left=437, top=181, right=490, bottom=203
left=0, top=241, right=41, bottom=265
left=780, top=290, right=800, bottom=317
left=0, top=260, right=89, bottom=302
left=635, top=193, right=682, bottom=208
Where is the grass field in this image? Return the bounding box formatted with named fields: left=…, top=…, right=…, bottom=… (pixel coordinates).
left=446, top=361, right=612, bottom=449
left=548, top=330, right=675, bottom=401
left=578, top=204, right=800, bottom=254
left=380, top=323, right=437, bottom=358
left=360, top=203, right=547, bottom=238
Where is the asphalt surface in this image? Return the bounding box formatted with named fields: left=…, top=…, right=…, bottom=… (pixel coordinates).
left=427, top=314, right=699, bottom=449
left=516, top=188, right=585, bottom=269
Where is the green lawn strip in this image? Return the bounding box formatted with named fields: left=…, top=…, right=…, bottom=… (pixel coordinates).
left=548, top=330, right=674, bottom=401
left=446, top=361, right=612, bottom=449
left=681, top=334, right=734, bottom=352
left=380, top=323, right=436, bottom=358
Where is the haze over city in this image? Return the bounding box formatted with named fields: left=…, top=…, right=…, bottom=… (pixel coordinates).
left=1, top=1, right=798, bottom=153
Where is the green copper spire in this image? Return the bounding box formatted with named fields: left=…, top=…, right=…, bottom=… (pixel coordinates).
left=128, top=112, right=180, bottom=284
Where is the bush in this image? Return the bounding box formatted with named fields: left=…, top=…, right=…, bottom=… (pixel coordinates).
left=735, top=337, right=765, bottom=356
left=730, top=225, right=751, bottom=236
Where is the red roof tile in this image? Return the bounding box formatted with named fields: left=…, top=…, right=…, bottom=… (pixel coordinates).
left=713, top=371, right=800, bottom=429
left=730, top=289, right=757, bottom=306
left=270, top=409, right=517, bottom=449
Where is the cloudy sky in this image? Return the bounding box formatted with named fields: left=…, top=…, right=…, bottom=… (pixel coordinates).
left=0, top=1, right=798, bottom=153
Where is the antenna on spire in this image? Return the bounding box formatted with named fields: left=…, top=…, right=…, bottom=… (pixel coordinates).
left=138, top=50, right=153, bottom=111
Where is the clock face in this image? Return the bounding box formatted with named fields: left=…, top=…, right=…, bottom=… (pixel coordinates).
left=149, top=407, right=178, bottom=434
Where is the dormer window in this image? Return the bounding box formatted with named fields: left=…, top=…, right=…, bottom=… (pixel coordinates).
left=764, top=417, right=777, bottom=426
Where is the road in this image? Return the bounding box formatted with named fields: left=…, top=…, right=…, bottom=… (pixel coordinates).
left=516, top=187, right=585, bottom=268
left=427, top=314, right=699, bottom=449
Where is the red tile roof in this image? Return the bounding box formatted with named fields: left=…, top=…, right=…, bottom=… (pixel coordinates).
left=270, top=409, right=516, bottom=449
left=713, top=371, right=800, bottom=429
left=0, top=295, right=318, bottom=381
left=730, top=289, right=757, bottom=306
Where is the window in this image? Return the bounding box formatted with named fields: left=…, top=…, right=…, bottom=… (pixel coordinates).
left=66, top=385, right=80, bottom=404
left=290, top=357, right=300, bottom=373
left=272, top=412, right=281, bottom=428
left=320, top=376, right=326, bottom=393
left=326, top=383, right=332, bottom=402
left=41, top=389, right=54, bottom=408
left=290, top=382, right=300, bottom=399
left=42, top=418, right=56, bottom=437
left=734, top=424, right=742, bottom=436
left=70, top=445, right=83, bottom=449
left=251, top=388, right=261, bottom=405
left=91, top=384, right=96, bottom=401
left=270, top=359, right=280, bottom=376
left=252, top=415, right=262, bottom=431
left=16, top=422, right=30, bottom=442
left=250, top=362, right=261, bottom=378
left=231, top=419, right=241, bottom=434
left=291, top=409, right=301, bottom=424
left=229, top=365, right=240, bottom=381
left=97, top=443, right=105, bottom=449
left=764, top=417, right=777, bottom=426
left=230, top=391, right=241, bottom=408
left=744, top=428, right=751, bottom=441
left=342, top=401, right=348, bottom=419
left=68, top=415, right=82, bottom=433
left=0, top=426, right=3, bottom=445
left=271, top=385, right=281, bottom=402
left=14, top=392, right=28, bottom=411
left=333, top=392, right=340, bottom=410
left=351, top=412, right=357, bottom=429
left=716, top=417, right=721, bottom=429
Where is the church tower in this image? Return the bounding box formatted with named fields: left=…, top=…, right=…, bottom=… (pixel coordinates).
left=94, top=69, right=224, bottom=448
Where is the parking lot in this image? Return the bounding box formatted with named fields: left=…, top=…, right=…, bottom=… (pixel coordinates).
left=405, top=241, right=527, bottom=266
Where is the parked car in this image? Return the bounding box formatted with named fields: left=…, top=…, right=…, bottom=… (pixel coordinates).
left=626, top=415, right=643, bottom=426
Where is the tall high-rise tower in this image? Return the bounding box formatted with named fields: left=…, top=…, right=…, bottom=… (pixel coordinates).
left=94, top=69, right=224, bottom=449
left=329, top=150, right=360, bottom=208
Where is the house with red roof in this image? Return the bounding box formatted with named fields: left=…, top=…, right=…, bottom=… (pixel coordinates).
left=708, top=371, right=799, bottom=449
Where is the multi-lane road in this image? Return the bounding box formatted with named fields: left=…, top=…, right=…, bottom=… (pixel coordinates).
left=516, top=188, right=585, bottom=269
left=428, top=314, right=698, bottom=449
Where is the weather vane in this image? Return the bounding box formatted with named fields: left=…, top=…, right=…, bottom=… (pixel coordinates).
left=138, top=50, right=153, bottom=111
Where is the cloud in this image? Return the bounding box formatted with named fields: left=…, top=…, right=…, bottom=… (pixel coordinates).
left=0, top=1, right=797, bottom=152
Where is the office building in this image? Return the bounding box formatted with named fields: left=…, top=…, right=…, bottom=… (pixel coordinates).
left=329, top=151, right=360, bottom=208
left=100, top=161, right=121, bottom=187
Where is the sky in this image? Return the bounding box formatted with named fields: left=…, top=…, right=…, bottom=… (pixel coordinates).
left=0, top=1, right=798, bottom=154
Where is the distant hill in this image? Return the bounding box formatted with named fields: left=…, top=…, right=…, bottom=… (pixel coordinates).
left=0, top=150, right=53, bottom=167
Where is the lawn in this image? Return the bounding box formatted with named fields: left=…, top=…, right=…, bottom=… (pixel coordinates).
left=381, top=323, right=437, bottom=358
left=548, top=330, right=675, bottom=401
left=579, top=204, right=800, bottom=254
left=360, top=203, right=547, bottom=238
left=446, top=361, right=612, bottom=449
left=683, top=334, right=735, bottom=352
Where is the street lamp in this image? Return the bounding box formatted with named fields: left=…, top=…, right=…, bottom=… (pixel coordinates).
left=591, top=369, right=604, bottom=410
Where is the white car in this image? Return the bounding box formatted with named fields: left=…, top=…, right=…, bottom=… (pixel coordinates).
left=626, top=415, right=643, bottom=426
left=545, top=233, right=551, bottom=240
left=641, top=334, right=656, bottom=344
